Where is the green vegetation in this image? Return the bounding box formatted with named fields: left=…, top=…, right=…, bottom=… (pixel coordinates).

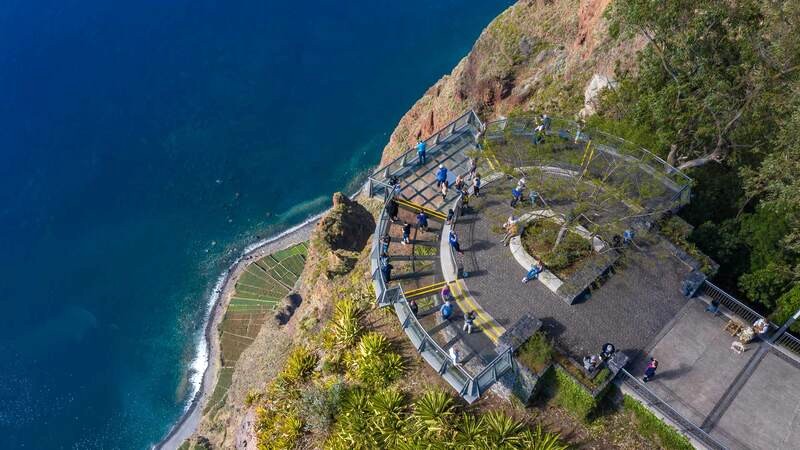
left=521, top=220, right=592, bottom=278
left=205, top=242, right=309, bottom=417
left=623, top=395, right=694, bottom=450
left=601, top=0, right=800, bottom=325
left=413, top=243, right=438, bottom=257
left=515, top=331, right=554, bottom=373
left=245, top=260, right=567, bottom=450
left=547, top=366, right=598, bottom=420
left=658, top=217, right=718, bottom=275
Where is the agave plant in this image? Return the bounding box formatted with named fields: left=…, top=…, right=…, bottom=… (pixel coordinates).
left=453, top=412, right=487, bottom=449
left=326, top=298, right=365, bottom=349
left=279, top=346, right=318, bottom=385
left=347, top=332, right=405, bottom=386
left=411, top=390, right=456, bottom=440
left=484, top=411, right=525, bottom=449
left=521, top=424, right=567, bottom=450
left=370, top=388, right=408, bottom=448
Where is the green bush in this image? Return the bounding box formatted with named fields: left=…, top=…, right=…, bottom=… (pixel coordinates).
left=623, top=395, right=693, bottom=450
left=299, top=379, right=345, bottom=433
left=346, top=332, right=404, bottom=387
left=771, top=285, right=800, bottom=333
left=323, top=298, right=365, bottom=350
left=278, top=346, right=318, bottom=386
left=550, top=367, right=598, bottom=420
left=516, top=332, right=554, bottom=373
left=255, top=407, right=303, bottom=450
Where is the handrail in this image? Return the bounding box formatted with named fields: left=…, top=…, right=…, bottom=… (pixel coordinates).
left=484, top=117, right=692, bottom=186
left=371, top=110, right=483, bottom=181
left=619, top=369, right=728, bottom=450
left=701, top=280, right=770, bottom=326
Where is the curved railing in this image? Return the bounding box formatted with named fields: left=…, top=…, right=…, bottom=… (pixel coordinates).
left=367, top=110, right=515, bottom=403
left=485, top=117, right=693, bottom=208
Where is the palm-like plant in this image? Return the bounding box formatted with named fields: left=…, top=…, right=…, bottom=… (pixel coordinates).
left=453, top=412, right=487, bottom=449
left=484, top=411, right=525, bottom=449
left=521, top=425, right=567, bottom=450
left=411, top=390, right=456, bottom=440
left=327, top=298, right=364, bottom=349
left=370, top=388, right=407, bottom=448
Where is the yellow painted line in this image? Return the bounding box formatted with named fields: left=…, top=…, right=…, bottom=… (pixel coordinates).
left=404, top=280, right=447, bottom=297
left=451, top=279, right=505, bottom=343
left=395, top=198, right=447, bottom=220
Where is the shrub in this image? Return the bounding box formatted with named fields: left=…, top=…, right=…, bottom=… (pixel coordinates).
left=410, top=390, right=456, bottom=440
left=516, top=332, right=554, bottom=373
left=623, top=395, right=693, bottom=450
left=369, top=388, right=407, bottom=448
left=484, top=411, right=525, bottom=448
left=244, top=390, right=263, bottom=406
left=255, top=407, right=303, bottom=450
left=521, top=424, right=568, bottom=450
left=346, top=332, right=404, bottom=386
left=323, top=298, right=365, bottom=350
left=299, top=379, right=345, bottom=433
left=278, top=346, right=318, bottom=386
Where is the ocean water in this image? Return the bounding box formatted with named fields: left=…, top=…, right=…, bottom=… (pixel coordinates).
left=0, top=1, right=512, bottom=448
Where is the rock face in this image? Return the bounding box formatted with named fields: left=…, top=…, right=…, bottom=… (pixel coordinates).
left=379, top=0, right=645, bottom=165
left=313, top=192, right=375, bottom=278
left=579, top=73, right=617, bottom=117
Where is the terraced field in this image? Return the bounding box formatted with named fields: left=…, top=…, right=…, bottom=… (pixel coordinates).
left=205, top=242, right=308, bottom=415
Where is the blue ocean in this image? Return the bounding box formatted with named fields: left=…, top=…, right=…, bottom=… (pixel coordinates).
left=0, top=1, right=511, bottom=448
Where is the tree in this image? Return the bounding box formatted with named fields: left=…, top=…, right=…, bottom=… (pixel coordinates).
left=605, top=0, right=800, bottom=170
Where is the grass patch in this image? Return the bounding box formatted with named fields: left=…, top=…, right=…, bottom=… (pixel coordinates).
left=623, top=395, right=693, bottom=450
left=521, top=219, right=593, bottom=278
left=413, top=243, right=438, bottom=257
left=515, top=332, right=553, bottom=373
left=204, top=367, right=234, bottom=414
left=547, top=366, right=598, bottom=421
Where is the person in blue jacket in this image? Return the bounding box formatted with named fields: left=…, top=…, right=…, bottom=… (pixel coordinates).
left=449, top=230, right=463, bottom=255
left=511, top=187, right=523, bottom=207
left=435, top=164, right=448, bottom=188
left=440, top=299, right=453, bottom=321
left=417, top=140, right=427, bottom=165
left=416, top=211, right=429, bottom=232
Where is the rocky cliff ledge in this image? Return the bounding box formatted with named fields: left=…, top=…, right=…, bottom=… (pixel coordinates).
left=379, top=0, right=643, bottom=165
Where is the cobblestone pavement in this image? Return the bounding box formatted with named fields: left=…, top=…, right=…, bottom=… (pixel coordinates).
left=457, top=180, right=691, bottom=362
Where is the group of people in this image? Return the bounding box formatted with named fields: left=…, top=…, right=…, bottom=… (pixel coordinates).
left=438, top=284, right=477, bottom=334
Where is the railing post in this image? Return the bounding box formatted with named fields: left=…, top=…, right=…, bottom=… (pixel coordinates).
left=401, top=153, right=408, bottom=167
left=770, top=308, right=800, bottom=343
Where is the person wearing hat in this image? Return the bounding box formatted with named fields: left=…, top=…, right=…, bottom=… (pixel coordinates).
left=436, top=164, right=448, bottom=188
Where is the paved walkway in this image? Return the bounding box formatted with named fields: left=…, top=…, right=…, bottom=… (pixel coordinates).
left=635, top=299, right=800, bottom=450
left=456, top=179, right=691, bottom=360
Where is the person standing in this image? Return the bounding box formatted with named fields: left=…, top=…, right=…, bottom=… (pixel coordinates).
left=409, top=298, right=419, bottom=316
left=436, top=164, right=448, bottom=188
left=401, top=222, right=411, bottom=245
left=440, top=299, right=453, bottom=321
left=416, top=211, right=429, bottom=232
left=441, top=181, right=448, bottom=202
left=472, top=174, right=481, bottom=197
left=441, top=284, right=453, bottom=303
left=387, top=199, right=399, bottom=221
left=381, top=262, right=393, bottom=282
left=449, top=230, right=464, bottom=255
left=417, top=140, right=427, bottom=165
left=643, top=357, right=658, bottom=382
left=501, top=215, right=518, bottom=247
left=381, top=233, right=391, bottom=254
left=463, top=311, right=476, bottom=334
left=454, top=174, right=465, bottom=195
left=510, top=187, right=523, bottom=207
left=468, top=157, right=478, bottom=178
left=449, top=346, right=460, bottom=365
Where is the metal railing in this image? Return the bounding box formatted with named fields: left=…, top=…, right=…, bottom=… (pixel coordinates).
left=700, top=280, right=767, bottom=326
left=484, top=117, right=692, bottom=209
left=774, top=331, right=800, bottom=357
left=367, top=110, right=483, bottom=197
left=367, top=110, right=516, bottom=402
left=619, top=369, right=728, bottom=450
